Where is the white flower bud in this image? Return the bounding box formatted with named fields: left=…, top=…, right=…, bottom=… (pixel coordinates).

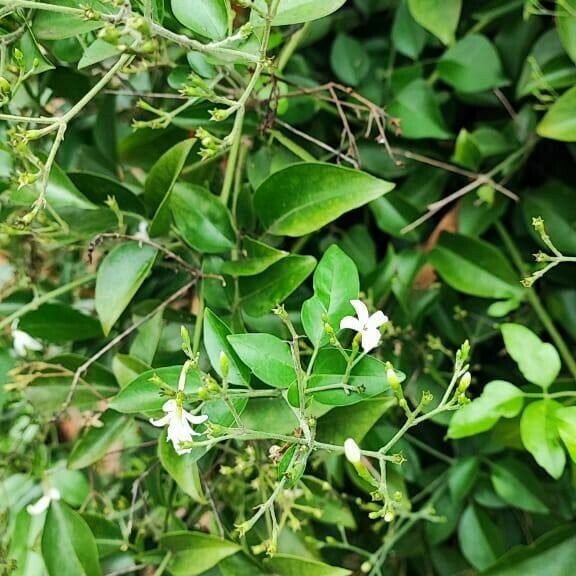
left=343, top=438, right=362, bottom=464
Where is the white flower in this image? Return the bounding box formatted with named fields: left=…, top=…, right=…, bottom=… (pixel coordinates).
left=134, top=221, right=149, bottom=242
left=150, top=399, right=208, bottom=455
left=340, top=300, right=388, bottom=353
left=27, top=487, right=60, bottom=515
left=344, top=438, right=362, bottom=464
left=11, top=321, right=43, bottom=357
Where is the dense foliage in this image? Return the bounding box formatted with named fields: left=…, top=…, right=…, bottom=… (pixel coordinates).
left=1, top=1, right=576, bottom=575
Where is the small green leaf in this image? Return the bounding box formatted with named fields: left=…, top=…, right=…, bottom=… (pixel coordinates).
left=254, top=163, right=394, bottom=237
left=204, top=309, right=251, bottom=386
left=330, top=34, right=370, bottom=87
left=388, top=79, right=452, bottom=140
left=42, top=501, right=102, bottom=576
left=448, top=456, right=479, bottom=503
left=221, top=237, right=288, bottom=276
left=68, top=412, right=132, bottom=470
left=429, top=232, right=523, bottom=299
left=33, top=0, right=107, bottom=40
left=501, top=323, right=561, bottom=389
left=557, top=0, right=576, bottom=63
left=266, top=555, right=351, bottom=576
left=109, top=366, right=202, bottom=413
left=160, top=531, right=240, bottom=576
left=537, top=85, right=576, bottom=142
left=239, top=255, right=316, bottom=316
left=448, top=381, right=524, bottom=439
left=227, top=333, right=296, bottom=388
left=145, top=139, right=195, bottom=236
left=272, top=0, right=347, bottom=25
left=392, top=0, right=428, bottom=60
left=407, top=0, right=462, bottom=45
left=170, top=0, right=230, bottom=40
left=78, top=39, right=119, bottom=69
left=438, top=35, right=508, bottom=93
left=556, top=406, right=576, bottom=463
left=95, top=243, right=157, bottom=335
left=520, top=400, right=566, bottom=479
left=171, top=184, right=235, bottom=253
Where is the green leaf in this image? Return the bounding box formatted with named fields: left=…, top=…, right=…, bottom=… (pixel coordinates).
left=520, top=400, right=566, bottom=479
left=239, top=255, right=316, bottom=316
left=171, top=0, right=230, bottom=40
left=109, top=366, right=202, bottom=413
left=392, top=0, right=428, bottom=60
left=227, top=333, right=296, bottom=388
left=330, top=34, right=369, bottom=87
left=95, top=243, right=157, bottom=335
left=448, top=456, right=479, bottom=503
left=490, top=458, right=549, bottom=514
left=19, top=303, right=102, bottom=343
left=254, top=163, right=394, bottom=237
left=68, top=411, right=132, bottom=470
left=438, top=35, right=508, bottom=93
left=158, top=431, right=206, bottom=502
left=221, top=237, right=288, bottom=276
left=309, top=349, right=402, bottom=406
left=537, top=85, right=576, bottom=141
left=129, top=310, right=163, bottom=365
left=33, top=0, right=107, bottom=40
left=273, top=0, right=347, bottom=25
left=557, top=0, right=576, bottom=63
left=483, top=525, right=576, bottom=576
left=429, top=232, right=523, bottom=299
left=448, top=380, right=524, bottom=439
left=160, top=531, right=240, bottom=576
left=388, top=79, right=451, bottom=140
left=171, top=184, right=235, bottom=253
left=145, top=139, right=196, bottom=236
left=78, top=39, right=120, bottom=69
left=204, top=309, right=251, bottom=385
left=556, top=406, right=576, bottom=463
left=301, top=245, right=359, bottom=346
left=42, top=501, right=102, bottom=576
left=407, top=0, right=462, bottom=45
left=458, top=503, right=505, bottom=571
left=266, top=555, right=351, bottom=576
left=112, top=353, right=149, bottom=388
left=501, top=323, right=561, bottom=389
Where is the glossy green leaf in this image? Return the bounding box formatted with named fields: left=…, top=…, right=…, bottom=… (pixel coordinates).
left=520, top=400, right=566, bottom=479
left=227, top=333, right=296, bottom=388
left=392, top=0, right=428, bottom=59
left=490, top=458, right=549, bottom=514
left=171, top=184, right=235, bottom=253
left=109, top=366, right=202, bottom=413
left=239, top=255, right=316, bottom=316
left=95, top=243, right=157, bottom=335
left=33, top=0, right=107, bottom=40
left=221, top=237, right=288, bottom=276
left=556, top=406, right=576, bottom=462
left=501, top=323, right=561, bottom=389
left=301, top=245, right=359, bottom=346
left=448, top=381, right=524, bottom=439
left=537, top=85, right=576, bottom=141
left=160, top=531, right=240, bottom=576
left=388, top=79, right=451, bottom=139
left=557, top=0, right=576, bottom=63
left=254, top=163, right=394, bottom=237
left=158, top=431, right=206, bottom=501
left=266, top=555, right=351, bottom=576
left=330, top=34, right=369, bottom=87
left=458, top=503, right=504, bottom=571
left=145, top=139, right=195, bottom=236
left=273, top=0, right=347, bottom=25
left=68, top=411, right=132, bottom=469
left=171, top=0, right=230, bottom=40
left=19, top=303, right=102, bottom=343
left=407, top=0, right=461, bottom=45
left=129, top=310, right=163, bottom=365
left=78, top=39, right=119, bottom=69
left=429, top=232, right=523, bottom=299
left=448, top=456, right=479, bottom=503
left=438, top=35, right=508, bottom=93
left=42, top=501, right=102, bottom=576
left=203, top=309, right=251, bottom=385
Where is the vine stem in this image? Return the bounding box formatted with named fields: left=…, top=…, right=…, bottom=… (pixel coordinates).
left=496, top=222, right=576, bottom=380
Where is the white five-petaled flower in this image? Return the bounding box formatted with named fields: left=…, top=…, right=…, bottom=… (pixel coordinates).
left=11, top=321, right=43, bottom=357
left=340, top=300, right=388, bottom=353
left=27, top=487, right=60, bottom=515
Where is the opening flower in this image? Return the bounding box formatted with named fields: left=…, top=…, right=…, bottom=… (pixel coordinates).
left=11, top=321, right=43, bottom=357
left=27, top=487, right=60, bottom=515
left=150, top=399, right=208, bottom=455
left=340, top=300, right=388, bottom=353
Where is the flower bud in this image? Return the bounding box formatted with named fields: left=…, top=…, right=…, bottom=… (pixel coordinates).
left=458, top=371, right=471, bottom=392
left=343, top=438, right=361, bottom=464
left=384, top=509, right=395, bottom=522
left=219, top=351, right=229, bottom=378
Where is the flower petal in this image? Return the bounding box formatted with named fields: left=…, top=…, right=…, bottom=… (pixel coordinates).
left=27, top=495, right=50, bottom=516
left=340, top=315, right=361, bottom=332
left=161, top=399, right=178, bottom=413
left=350, top=300, right=369, bottom=325
left=366, top=310, right=388, bottom=330
left=184, top=412, right=209, bottom=425
left=361, top=328, right=381, bottom=353
left=149, top=414, right=171, bottom=427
